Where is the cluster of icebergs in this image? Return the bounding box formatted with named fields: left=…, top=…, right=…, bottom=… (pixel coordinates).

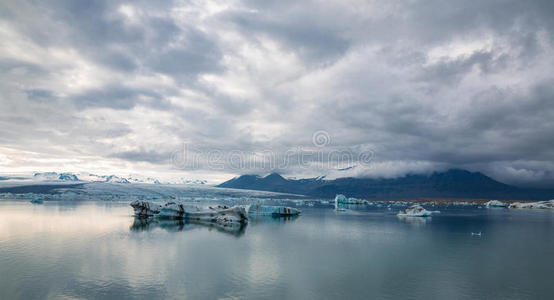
left=508, top=200, right=554, bottom=209
left=130, top=200, right=301, bottom=227
left=485, top=200, right=508, bottom=208
left=484, top=199, right=554, bottom=209
left=334, top=194, right=440, bottom=216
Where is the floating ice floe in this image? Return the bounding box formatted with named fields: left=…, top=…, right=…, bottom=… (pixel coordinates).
left=247, top=204, right=301, bottom=217
left=30, top=197, right=43, bottom=204
left=508, top=200, right=554, bottom=209
left=485, top=200, right=508, bottom=208
left=397, top=205, right=434, bottom=217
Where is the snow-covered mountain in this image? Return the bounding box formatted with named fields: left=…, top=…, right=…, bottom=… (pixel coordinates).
left=27, top=172, right=206, bottom=185
left=163, top=178, right=207, bottom=185
left=34, top=172, right=79, bottom=182
left=104, top=175, right=130, bottom=184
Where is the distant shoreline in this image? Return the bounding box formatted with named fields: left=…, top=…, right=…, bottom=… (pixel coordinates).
left=361, top=197, right=529, bottom=203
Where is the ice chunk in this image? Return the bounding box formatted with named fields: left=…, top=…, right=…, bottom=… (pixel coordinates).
left=130, top=200, right=162, bottom=217
left=508, top=200, right=554, bottom=209
left=30, top=197, right=43, bottom=204
left=397, top=205, right=434, bottom=217
left=186, top=206, right=248, bottom=225
left=485, top=200, right=508, bottom=208
left=158, top=202, right=186, bottom=219
left=247, top=204, right=301, bottom=216
left=334, top=194, right=367, bottom=205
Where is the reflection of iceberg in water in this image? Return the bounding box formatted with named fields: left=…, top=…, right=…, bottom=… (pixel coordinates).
left=246, top=204, right=301, bottom=217
left=339, top=203, right=368, bottom=211
left=248, top=214, right=300, bottom=225
left=397, top=215, right=431, bottom=226
left=187, top=219, right=247, bottom=237
left=130, top=218, right=185, bottom=232
left=130, top=217, right=247, bottom=237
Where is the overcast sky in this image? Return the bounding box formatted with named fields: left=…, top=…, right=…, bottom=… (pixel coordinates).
left=1, top=0, right=554, bottom=186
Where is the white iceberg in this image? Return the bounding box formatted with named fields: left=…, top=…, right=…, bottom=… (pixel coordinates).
left=485, top=200, right=508, bottom=208
left=508, top=200, right=554, bottom=209
left=397, top=205, right=434, bottom=217
left=247, top=204, right=301, bottom=216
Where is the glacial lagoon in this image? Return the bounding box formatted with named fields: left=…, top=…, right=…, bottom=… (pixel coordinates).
left=1, top=198, right=553, bottom=299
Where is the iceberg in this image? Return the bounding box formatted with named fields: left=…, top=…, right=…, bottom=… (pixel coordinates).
left=158, top=202, right=186, bottom=218
left=485, top=200, right=508, bottom=208
left=508, top=200, right=554, bottom=209
left=334, top=194, right=367, bottom=205
left=30, top=197, right=43, bottom=204
left=131, top=201, right=248, bottom=225
left=247, top=204, right=301, bottom=217
left=186, top=206, right=248, bottom=225
left=130, top=200, right=162, bottom=217
left=397, top=205, right=434, bottom=217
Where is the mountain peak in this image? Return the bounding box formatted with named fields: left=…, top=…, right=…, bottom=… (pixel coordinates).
left=265, top=173, right=285, bottom=180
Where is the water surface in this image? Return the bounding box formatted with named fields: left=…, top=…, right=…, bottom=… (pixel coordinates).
left=1, top=200, right=553, bottom=299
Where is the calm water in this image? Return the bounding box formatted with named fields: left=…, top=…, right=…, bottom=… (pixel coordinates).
left=1, top=200, right=553, bottom=299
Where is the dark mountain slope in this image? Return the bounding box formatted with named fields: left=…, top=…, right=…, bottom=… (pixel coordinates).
left=217, top=169, right=554, bottom=200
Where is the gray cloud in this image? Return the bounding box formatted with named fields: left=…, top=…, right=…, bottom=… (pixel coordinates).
left=1, top=0, right=554, bottom=186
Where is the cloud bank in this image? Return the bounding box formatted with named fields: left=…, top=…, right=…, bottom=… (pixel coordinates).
left=1, top=0, right=554, bottom=186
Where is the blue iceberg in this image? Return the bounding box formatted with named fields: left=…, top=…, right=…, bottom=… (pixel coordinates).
left=247, top=204, right=301, bottom=217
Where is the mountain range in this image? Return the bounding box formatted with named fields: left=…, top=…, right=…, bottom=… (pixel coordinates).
left=1, top=172, right=208, bottom=185
left=217, top=169, right=554, bottom=200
